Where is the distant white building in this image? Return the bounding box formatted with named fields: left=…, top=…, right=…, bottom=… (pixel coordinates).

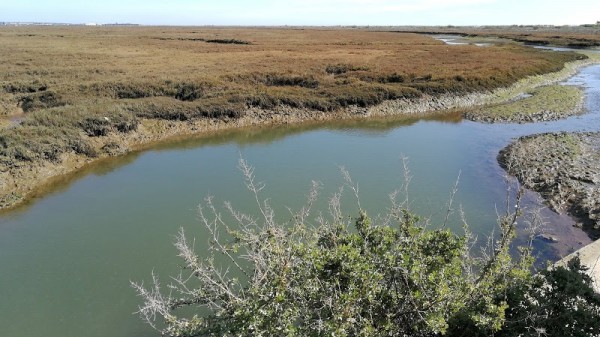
left=85, top=23, right=99, bottom=26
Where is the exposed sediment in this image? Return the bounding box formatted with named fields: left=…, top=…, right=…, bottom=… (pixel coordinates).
left=1, top=54, right=599, bottom=211
left=498, top=132, right=600, bottom=239
left=0, top=96, right=482, bottom=211
left=464, top=51, right=600, bottom=123
left=499, top=132, right=600, bottom=290
left=464, top=85, right=585, bottom=123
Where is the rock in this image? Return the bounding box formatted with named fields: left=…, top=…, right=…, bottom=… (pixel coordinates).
left=538, top=233, right=560, bottom=243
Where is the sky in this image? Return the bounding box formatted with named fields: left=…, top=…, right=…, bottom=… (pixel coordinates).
left=1, top=0, right=598, bottom=26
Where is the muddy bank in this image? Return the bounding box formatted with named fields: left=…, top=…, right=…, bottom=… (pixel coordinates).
left=498, top=132, right=600, bottom=239
left=1, top=55, right=599, bottom=211
left=463, top=51, right=600, bottom=123
left=464, top=85, right=585, bottom=123
left=499, top=132, right=600, bottom=290
left=0, top=96, right=479, bottom=211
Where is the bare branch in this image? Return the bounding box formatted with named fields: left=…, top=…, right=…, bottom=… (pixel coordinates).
left=340, top=165, right=362, bottom=211
left=443, top=171, right=461, bottom=228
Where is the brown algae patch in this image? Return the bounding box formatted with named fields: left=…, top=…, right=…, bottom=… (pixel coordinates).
left=465, top=85, right=584, bottom=123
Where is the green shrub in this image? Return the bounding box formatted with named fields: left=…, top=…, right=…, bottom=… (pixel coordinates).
left=325, top=63, right=368, bottom=75
left=205, top=38, right=251, bottom=45
left=135, top=161, right=596, bottom=337
left=174, top=82, right=204, bottom=101
left=19, top=91, right=65, bottom=112
left=380, top=72, right=406, bottom=83
left=3, top=80, right=48, bottom=93
left=245, top=93, right=279, bottom=109
left=80, top=116, right=111, bottom=137
left=0, top=125, right=82, bottom=163
left=264, top=74, right=320, bottom=88
left=70, top=138, right=98, bottom=157
left=115, top=118, right=138, bottom=133
left=82, top=81, right=213, bottom=102
left=0, top=105, right=139, bottom=168
left=115, top=83, right=162, bottom=99
left=329, top=84, right=420, bottom=107
left=126, top=97, right=245, bottom=121
left=79, top=109, right=139, bottom=136
left=448, top=257, right=600, bottom=337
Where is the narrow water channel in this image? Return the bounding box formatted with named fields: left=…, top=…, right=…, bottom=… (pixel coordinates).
left=0, top=64, right=599, bottom=337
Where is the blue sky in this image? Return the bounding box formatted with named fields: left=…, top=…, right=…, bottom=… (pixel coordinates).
left=1, top=0, right=598, bottom=26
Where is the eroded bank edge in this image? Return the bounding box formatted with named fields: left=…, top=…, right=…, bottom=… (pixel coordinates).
left=1, top=53, right=599, bottom=211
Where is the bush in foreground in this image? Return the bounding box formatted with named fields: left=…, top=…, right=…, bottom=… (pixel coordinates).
left=133, top=160, right=600, bottom=337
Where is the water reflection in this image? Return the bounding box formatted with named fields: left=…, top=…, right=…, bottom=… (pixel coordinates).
left=152, top=110, right=463, bottom=152
left=432, top=34, right=511, bottom=47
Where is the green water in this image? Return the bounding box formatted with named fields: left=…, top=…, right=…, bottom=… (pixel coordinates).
left=1, top=65, right=600, bottom=337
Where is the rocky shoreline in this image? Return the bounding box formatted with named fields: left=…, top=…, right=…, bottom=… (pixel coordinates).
left=498, top=132, right=600, bottom=239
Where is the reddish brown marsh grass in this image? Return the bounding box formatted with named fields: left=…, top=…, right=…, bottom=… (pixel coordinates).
left=0, top=26, right=585, bottom=167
